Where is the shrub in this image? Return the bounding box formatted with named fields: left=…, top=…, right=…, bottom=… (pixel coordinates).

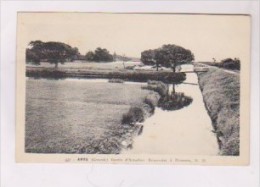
left=220, top=58, right=240, bottom=70
left=26, top=69, right=67, bottom=79
left=121, top=107, right=144, bottom=125
left=142, top=81, right=168, bottom=97
left=158, top=92, right=193, bottom=111
left=143, top=96, right=156, bottom=114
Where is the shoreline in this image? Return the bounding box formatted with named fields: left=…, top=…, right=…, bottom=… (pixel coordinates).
left=25, top=77, right=162, bottom=154
left=123, top=71, right=219, bottom=155
left=26, top=65, right=236, bottom=155
left=196, top=66, right=240, bottom=155
left=26, top=67, right=186, bottom=84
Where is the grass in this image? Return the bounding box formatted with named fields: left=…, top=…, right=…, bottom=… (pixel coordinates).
left=196, top=66, right=240, bottom=155
left=26, top=61, right=186, bottom=84
left=27, top=61, right=142, bottom=70
left=25, top=61, right=184, bottom=154
left=25, top=78, right=155, bottom=154
left=121, top=92, right=160, bottom=126
left=26, top=67, right=186, bottom=84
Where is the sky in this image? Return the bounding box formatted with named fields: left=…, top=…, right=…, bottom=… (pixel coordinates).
left=18, top=13, right=250, bottom=62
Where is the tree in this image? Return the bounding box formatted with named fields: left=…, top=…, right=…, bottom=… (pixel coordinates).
left=26, top=40, right=78, bottom=68
left=85, top=48, right=114, bottom=62
left=140, top=44, right=194, bottom=93
left=93, top=47, right=113, bottom=62
left=26, top=40, right=44, bottom=64
left=26, top=48, right=40, bottom=65
left=141, top=44, right=194, bottom=72
left=154, top=44, right=194, bottom=72
left=85, top=51, right=95, bottom=61
left=141, top=49, right=162, bottom=71
left=71, top=47, right=80, bottom=61
left=141, top=49, right=157, bottom=65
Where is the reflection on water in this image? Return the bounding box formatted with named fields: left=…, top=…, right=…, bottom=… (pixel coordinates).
left=26, top=77, right=147, bottom=85
left=158, top=91, right=193, bottom=111
left=26, top=64, right=218, bottom=155
left=124, top=64, right=219, bottom=155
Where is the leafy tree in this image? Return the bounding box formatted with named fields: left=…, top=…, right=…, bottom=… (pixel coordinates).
left=71, top=47, right=80, bottom=61
left=26, top=40, right=44, bottom=64
left=26, top=40, right=78, bottom=68
left=85, top=51, right=95, bottom=61
left=141, top=44, right=194, bottom=72
left=26, top=48, right=40, bottom=65
left=85, top=48, right=113, bottom=62
left=141, top=49, right=162, bottom=71
left=141, top=49, right=157, bottom=65
left=154, top=44, right=194, bottom=72
left=93, top=47, right=113, bottom=62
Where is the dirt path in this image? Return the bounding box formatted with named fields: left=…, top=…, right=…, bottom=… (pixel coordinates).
left=123, top=65, right=219, bottom=155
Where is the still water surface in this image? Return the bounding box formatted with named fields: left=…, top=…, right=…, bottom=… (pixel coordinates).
left=26, top=64, right=218, bottom=155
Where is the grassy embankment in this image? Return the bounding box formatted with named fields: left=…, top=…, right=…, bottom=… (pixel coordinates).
left=26, top=62, right=186, bottom=154
left=26, top=79, right=161, bottom=154
left=196, top=66, right=240, bottom=155
left=26, top=67, right=186, bottom=84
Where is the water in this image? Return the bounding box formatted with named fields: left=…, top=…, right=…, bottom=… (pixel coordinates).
left=26, top=61, right=141, bottom=70
left=26, top=77, right=147, bottom=85
left=26, top=64, right=219, bottom=155
left=124, top=64, right=219, bottom=155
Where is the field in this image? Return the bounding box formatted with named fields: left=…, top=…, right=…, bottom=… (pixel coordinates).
left=27, top=61, right=142, bottom=70
left=196, top=66, right=240, bottom=155
left=26, top=61, right=186, bottom=83
left=25, top=78, right=154, bottom=154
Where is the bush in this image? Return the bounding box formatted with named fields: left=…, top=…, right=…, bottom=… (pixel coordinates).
left=220, top=58, right=240, bottom=70
left=26, top=69, right=67, bottom=79
left=158, top=92, right=193, bottom=110
left=121, top=107, right=144, bottom=125
left=142, top=81, right=168, bottom=97
left=143, top=95, right=158, bottom=114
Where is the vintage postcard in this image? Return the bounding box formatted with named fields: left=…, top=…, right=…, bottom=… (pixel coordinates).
left=16, top=12, right=250, bottom=165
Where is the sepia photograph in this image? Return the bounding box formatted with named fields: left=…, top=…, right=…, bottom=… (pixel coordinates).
left=16, top=12, right=250, bottom=164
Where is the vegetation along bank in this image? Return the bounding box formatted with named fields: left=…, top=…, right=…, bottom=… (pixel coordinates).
left=26, top=67, right=186, bottom=84
left=196, top=66, right=240, bottom=155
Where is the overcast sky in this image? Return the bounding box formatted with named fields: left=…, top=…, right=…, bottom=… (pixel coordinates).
left=18, top=13, right=250, bottom=62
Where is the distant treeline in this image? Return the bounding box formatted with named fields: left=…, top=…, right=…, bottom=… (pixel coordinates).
left=26, top=40, right=139, bottom=67
left=26, top=41, right=79, bottom=68
left=200, top=58, right=240, bottom=70
left=85, top=50, right=139, bottom=62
